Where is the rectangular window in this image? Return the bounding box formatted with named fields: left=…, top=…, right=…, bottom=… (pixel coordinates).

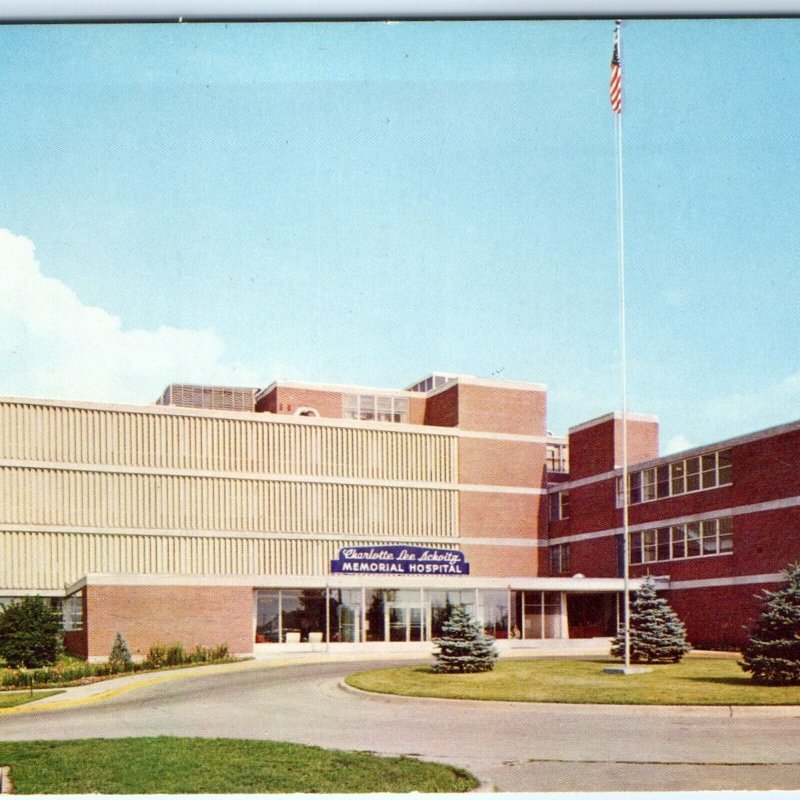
left=719, top=517, right=733, bottom=552
left=642, top=468, right=657, bottom=501
left=629, top=517, right=732, bottom=564
left=630, top=531, right=643, bottom=564
left=63, top=592, right=84, bottom=632
left=376, top=396, right=392, bottom=422
left=701, top=453, right=717, bottom=488
left=656, top=465, right=671, bottom=498
left=393, top=397, right=409, bottom=423
left=685, top=457, right=701, bottom=492
left=701, top=519, right=718, bottom=554
left=359, top=395, right=375, bottom=421
left=656, top=527, right=670, bottom=561
left=559, top=491, right=570, bottom=520
left=718, top=450, right=732, bottom=485
left=620, top=449, right=732, bottom=508
left=342, top=394, right=408, bottom=424
left=642, top=529, right=658, bottom=563
left=628, top=472, right=642, bottom=505
left=671, top=525, right=685, bottom=559
left=343, top=394, right=358, bottom=419
left=685, top=522, right=701, bottom=557
left=549, top=491, right=569, bottom=521
left=671, top=461, right=686, bottom=495
left=550, top=544, right=570, bottom=574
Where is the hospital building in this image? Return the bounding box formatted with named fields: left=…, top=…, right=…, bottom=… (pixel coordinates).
left=0, top=372, right=796, bottom=660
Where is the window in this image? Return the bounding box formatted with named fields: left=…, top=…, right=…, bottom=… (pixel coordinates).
left=546, top=442, right=569, bottom=473
left=342, top=394, right=408, bottom=424
left=670, top=461, right=685, bottom=495
left=549, top=491, right=569, bottom=522
left=63, top=591, right=84, bottom=632
left=629, top=517, right=733, bottom=564
left=617, top=449, right=733, bottom=507
left=642, top=467, right=657, bottom=501
left=550, top=543, right=570, bottom=574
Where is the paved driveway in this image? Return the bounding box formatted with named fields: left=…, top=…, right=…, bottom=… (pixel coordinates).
left=1, top=659, right=800, bottom=791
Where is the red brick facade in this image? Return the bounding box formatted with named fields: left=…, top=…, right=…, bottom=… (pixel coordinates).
left=79, top=584, right=254, bottom=659
left=550, top=413, right=800, bottom=646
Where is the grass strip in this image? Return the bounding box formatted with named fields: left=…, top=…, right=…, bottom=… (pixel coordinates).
left=345, top=657, right=800, bottom=705
left=0, top=690, right=64, bottom=709
left=0, top=737, right=479, bottom=794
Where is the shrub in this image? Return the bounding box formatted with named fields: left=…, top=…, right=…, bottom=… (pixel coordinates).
left=611, top=575, right=692, bottom=664
left=0, top=596, right=63, bottom=668
left=109, top=633, right=133, bottom=669
left=145, top=643, right=168, bottom=669
left=144, top=642, right=229, bottom=669
left=740, top=563, right=800, bottom=685
left=432, top=605, right=498, bottom=673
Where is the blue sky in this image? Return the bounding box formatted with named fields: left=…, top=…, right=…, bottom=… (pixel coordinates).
left=1, top=19, right=799, bottom=452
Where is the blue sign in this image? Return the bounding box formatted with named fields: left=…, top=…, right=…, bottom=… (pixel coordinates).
left=331, top=545, right=469, bottom=575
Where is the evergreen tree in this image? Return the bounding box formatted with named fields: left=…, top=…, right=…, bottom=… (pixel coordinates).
left=0, top=596, right=63, bottom=668
left=109, top=632, right=133, bottom=669
left=740, top=563, right=800, bottom=685
left=611, top=575, right=691, bottom=664
left=432, top=604, right=498, bottom=673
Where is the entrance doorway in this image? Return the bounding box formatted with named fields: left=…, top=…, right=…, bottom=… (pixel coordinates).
left=385, top=601, right=425, bottom=642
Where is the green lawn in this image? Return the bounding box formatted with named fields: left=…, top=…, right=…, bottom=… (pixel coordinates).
left=0, top=690, right=64, bottom=709
left=345, top=656, right=800, bottom=705
left=0, top=737, right=479, bottom=794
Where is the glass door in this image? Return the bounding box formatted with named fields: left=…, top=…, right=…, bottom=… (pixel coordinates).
left=385, top=602, right=425, bottom=642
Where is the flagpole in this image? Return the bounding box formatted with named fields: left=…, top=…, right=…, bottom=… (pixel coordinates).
left=612, top=19, right=631, bottom=673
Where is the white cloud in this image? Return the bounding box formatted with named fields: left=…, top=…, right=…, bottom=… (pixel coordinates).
left=0, top=228, right=261, bottom=403
left=664, top=434, right=693, bottom=455
left=702, top=372, right=800, bottom=436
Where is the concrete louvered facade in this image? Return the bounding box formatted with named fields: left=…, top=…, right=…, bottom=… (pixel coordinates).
left=0, top=398, right=461, bottom=591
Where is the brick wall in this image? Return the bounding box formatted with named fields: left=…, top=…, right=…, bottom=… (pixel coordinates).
left=460, top=543, right=538, bottom=577
left=84, top=584, right=253, bottom=659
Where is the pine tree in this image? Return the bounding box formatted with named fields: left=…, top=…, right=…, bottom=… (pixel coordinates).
left=740, top=563, right=800, bottom=685
left=109, top=632, right=133, bottom=669
left=432, top=604, right=498, bottom=673
left=611, top=575, right=691, bottom=664
left=0, top=596, right=63, bottom=668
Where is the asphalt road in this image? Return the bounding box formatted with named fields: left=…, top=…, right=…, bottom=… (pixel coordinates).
left=2, top=660, right=800, bottom=792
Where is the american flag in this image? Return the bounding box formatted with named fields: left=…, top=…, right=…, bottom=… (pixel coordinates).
left=610, top=26, right=622, bottom=114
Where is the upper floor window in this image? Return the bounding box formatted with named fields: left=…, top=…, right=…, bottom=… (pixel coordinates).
left=343, top=394, right=409, bottom=424
left=549, top=491, right=570, bottom=522
left=629, top=517, right=732, bottom=565
left=550, top=543, right=570, bottom=574
left=546, top=442, right=569, bottom=473
left=616, top=449, right=732, bottom=508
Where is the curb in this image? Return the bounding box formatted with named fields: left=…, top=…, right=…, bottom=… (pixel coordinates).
left=338, top=679, right=800, bottom=718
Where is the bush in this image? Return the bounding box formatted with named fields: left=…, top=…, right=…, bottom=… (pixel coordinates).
left=0, top=641, right=233, bottom=689
left=145, top=642, right=228, bottom=669
left=0, top=597, right=63, bottom=668
left=432, top=605, right=498, bottom=674
left=740, top=563, right=800, bottom=685
left=109, top=633, right=133, bottom=669
left=611, top=575, right=691, bottom=664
